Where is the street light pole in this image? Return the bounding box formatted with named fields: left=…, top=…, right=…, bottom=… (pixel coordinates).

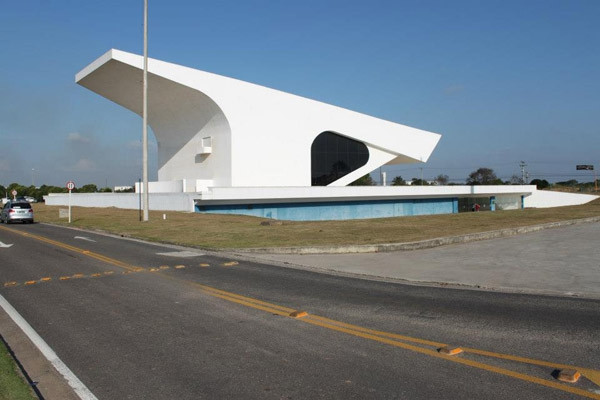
left=519, top=161, right=527, bottom=184
left=142, top=0, right=149, bottom=221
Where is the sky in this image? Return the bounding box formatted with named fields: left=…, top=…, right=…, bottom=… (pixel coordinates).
left=1, top=0, right=599, bottom=188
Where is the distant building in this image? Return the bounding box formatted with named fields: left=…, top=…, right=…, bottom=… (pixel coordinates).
left=114, top=186, right=134, bottom=192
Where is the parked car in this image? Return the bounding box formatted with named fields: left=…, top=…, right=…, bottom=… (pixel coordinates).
left=0, top=200, right=34, bottom=224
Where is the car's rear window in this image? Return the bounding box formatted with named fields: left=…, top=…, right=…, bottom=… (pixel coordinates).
left=12, top=203, right=31, bottom=209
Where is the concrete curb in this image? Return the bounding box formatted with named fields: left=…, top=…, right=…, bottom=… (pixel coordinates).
left=0, top=298, right=82, bottom=400
left=226, top=216, right=600, bottom=254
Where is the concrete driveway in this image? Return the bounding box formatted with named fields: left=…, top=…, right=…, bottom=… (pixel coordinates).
left=239, top=222, right=600, bottom=298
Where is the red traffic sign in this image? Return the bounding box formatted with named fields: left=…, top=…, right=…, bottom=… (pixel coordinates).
left=66, top=181, right=76, bottom=190
left=11, top=190, right=17, bottom=196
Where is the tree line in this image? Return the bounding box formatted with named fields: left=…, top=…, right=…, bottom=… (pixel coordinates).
left=352, top=167, right=595, bottom=190
left=0, top=183, right=118, bottom=202
left=3, top=168, right=594, bottom=200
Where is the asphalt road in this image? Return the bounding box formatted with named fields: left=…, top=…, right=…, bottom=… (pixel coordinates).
left=1, top=222, right=599, bottom=399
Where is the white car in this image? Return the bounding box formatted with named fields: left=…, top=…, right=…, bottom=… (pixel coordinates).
left=0, top=200, right=34, bottom=224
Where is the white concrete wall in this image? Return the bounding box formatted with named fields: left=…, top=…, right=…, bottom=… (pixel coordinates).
left=196, top=185, right=535, bottom=203
left=42, top=186, right=597, bottom=213
left=524, top=190, right=598, bottom=208
left=44, top=193, right=196, bottom=212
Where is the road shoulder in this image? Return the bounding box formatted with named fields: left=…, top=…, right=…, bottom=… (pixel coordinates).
left=0, top=297, right=83, bottom=400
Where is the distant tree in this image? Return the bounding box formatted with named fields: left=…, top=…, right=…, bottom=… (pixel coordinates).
left=410, top=178, right=429, bottom=186
left=99, top=187, right=113, bottom=193
left=434, top=174, right=449, bottom=185
left=350, top=174, right=375, bottom=186
left=0, top=185, right=5, bottom=197
left=508, top=174, right=524, bottom=185
left=7, top=183, right=27, bottom=198
left=79, top=184, right=98, bottom=193
left=466, top=168, right=502, bottom=185
left=530, top=179, right=549, bottom=189
left=391, top=176, right=406, bottom=186
left=556, top=179, right=578, bottom=186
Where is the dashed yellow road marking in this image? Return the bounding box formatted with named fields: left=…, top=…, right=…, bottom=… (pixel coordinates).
left=221, top=261, right=239, bottom=267
left=2, top=264, right=196, bottom=290
left=289, top=310, right=308, bottom=318
left=199, top=263, right=210, bottom=267
left=0, top=225, right=138, bottom=272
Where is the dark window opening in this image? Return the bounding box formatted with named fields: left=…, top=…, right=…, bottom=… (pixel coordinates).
left=311, top=131, right=369, bottom=186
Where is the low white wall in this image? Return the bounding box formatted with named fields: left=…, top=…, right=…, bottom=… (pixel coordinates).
left=44, top=193, right=196, bottom=212
left=525, top=190, right=598, bottom=208
left=43, top=187, right=597, bottom=213
left=197, top=185, right=535, bottom=203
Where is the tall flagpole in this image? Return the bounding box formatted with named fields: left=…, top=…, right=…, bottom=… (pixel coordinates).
left=142, top=0, right=149, bottom=221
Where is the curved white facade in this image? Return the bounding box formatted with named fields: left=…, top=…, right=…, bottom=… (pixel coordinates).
left=77, top=49, right=441, bottom=190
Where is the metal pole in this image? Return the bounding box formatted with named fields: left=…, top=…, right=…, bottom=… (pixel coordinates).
left=138, top=178, right=142, bottom=221
left=519, top=161, right=527, bottom=184
left=142, top=0, right=149, bottom=221
left=68, top=189, right=72, bottom=224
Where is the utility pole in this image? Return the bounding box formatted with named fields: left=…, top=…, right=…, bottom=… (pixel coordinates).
left=519, top=161, right=527, bottom=184
left=142, top=0, right=149, bottom=221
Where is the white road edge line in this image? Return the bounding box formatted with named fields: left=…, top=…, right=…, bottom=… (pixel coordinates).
left=0, top=294, right=98, bottom=400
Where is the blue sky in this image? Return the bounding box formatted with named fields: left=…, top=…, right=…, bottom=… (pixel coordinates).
left=1, top=0, right=599, bottom=188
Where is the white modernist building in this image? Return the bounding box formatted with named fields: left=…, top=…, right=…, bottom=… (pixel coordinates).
left=76, top=49, right=440, bottom=190
left=44, top=50, right=598, bottom=220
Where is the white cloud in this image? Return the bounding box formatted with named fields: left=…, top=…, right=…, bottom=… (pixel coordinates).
left=71, top=158, right=96, bottom=172
left=67, top=132, right=92, bottom=143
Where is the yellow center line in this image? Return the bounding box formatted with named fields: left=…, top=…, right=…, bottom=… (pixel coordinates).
left=207, top=292, right=292, bottom=317
left=195, top=283, right=296, bottom=314
left=4, top=225, right=599, bottom=398
left=461, top=347, right=600, bottom=387
left=0, top=225, right=137, bottom=272
left=300, top=316, right=600, bottom=399
left=161, top=274, right=600, bottom=398
left=308, top=314, right=446, bottom=348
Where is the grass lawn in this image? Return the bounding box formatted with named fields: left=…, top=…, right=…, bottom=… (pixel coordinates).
left=0, top=339, right=36, bottom=400
left=31, top=198, right=600, bottom=249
